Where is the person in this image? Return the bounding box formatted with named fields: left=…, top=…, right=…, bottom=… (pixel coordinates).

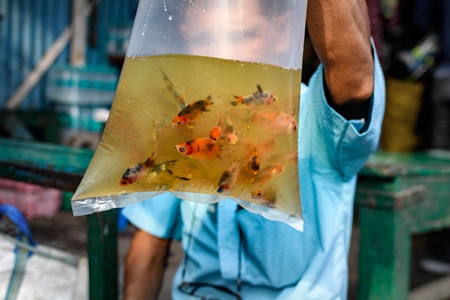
left=122, top=0, right=385, bottom=299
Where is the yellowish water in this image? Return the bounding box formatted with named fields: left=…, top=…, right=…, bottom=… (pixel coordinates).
left=72, top=54, right=302, bottom=219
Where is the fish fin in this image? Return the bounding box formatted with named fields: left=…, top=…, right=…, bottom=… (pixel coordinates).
left=165, top=159, right=178, bottom=168
left=256, top=84, right=263, bottom=93
left=166, top=169, right=173, bottom=175
left=175, top=176, right=191, bottom=181
left=230, top=101, right=239, bottom=106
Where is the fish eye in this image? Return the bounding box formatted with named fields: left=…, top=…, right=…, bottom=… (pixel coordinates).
left=180, top=146, right=186, bottom=152
left=121, top=180, right=127, bottom=185
left=177, top=120, right=181, bottom=125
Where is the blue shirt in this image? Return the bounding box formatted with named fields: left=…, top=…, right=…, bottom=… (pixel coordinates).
left=123, top=49, right=385, bottom=299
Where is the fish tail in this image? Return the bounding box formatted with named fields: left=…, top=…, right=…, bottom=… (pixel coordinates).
left=256, top=84, right=263, bottom=93
left=165, top=159, right=178, bottom=168
left=143, top=156, right=155, bottom=167
left=206, top=95, right=214, bottom=106
left=230, top=95, right=243, bottom=106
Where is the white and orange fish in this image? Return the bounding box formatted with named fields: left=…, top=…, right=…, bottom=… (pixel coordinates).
left=217, top=161, right=240, bottom=193
left=222, top=116, right=238, bottom=145
left=173, top=95, right=214, bottom=128
left=120, top=156, right=177, bottom=186
left=175, top=137, right=221, bottom=160
left=255, top=165, right=285, bottom=184
left=252, top=112, right=298, bottom=133
left=209, top=115, right=239, bottom=145
left=231, top=84, right=277, bottom=107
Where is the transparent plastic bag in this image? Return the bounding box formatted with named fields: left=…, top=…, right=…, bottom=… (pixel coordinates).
left=72, top=0, right=307, bottom=231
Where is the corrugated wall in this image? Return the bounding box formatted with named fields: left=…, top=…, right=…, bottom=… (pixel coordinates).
left=0, top=0, right=138, bottom=109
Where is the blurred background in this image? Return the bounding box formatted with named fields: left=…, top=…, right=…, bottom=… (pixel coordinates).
left=0, top=0, right=449, bottom=299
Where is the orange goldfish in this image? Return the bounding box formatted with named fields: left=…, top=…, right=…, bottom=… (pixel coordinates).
left=173, top=95, right=214, bottom=128
left=120, top=156, right=177, bottom=186
left=217, top=162, right=240, bottom=193
left=161, top=69, right=186, bottom=106
left=175, top=137, right=221, bottom=160
left=231, top=84, right=277, bottom=107
left=251, top=189, right=277, bottom=208
left=252, top=112, right=298, bottom=133
left=209, top=116, right=222, bottom=141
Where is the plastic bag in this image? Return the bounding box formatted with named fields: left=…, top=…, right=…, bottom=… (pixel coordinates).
left=72, top=0, right=307, bottom=231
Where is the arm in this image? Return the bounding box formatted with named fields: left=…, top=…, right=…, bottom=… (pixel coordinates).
left=306, top=0, right=374, bottom=105
left=124, top=229, right=171, bottom=300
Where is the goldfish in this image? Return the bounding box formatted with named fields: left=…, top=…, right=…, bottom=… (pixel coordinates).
left=252, top=112, right=298, bottom=133
left=175, top=137, right=221, bottom=160
left=161, top=69, right=186, bottom=107
left=222, top=116, right=238, bottom=145
left=255, top=165, right=285, bottom=184
left=209, top=115, right=238, bottom=145
left=120, top=156, right=177, bottom=186
left=251, top=189, right=277, bottom=208
left=231, top=84, right=277, bottom=107
left=209, top=116, right=222, bottom=141
left=217, top=162, right=240, bottom=193
left=173, top=95, right=214, bottom=128
left=247, top=147, right=260, bottom=175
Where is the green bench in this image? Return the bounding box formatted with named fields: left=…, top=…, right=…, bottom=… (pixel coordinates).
left=1, top=137, right=450, bottom=300
left=356, top=151, right=450, bottom=300
left=0, top=137, right=118, bottom=300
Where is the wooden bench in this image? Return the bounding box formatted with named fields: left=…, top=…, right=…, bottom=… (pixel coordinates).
left=2, top=136, right=450, bottom=300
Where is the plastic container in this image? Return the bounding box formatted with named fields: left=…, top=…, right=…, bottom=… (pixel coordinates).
left=107, top=21, right=134, bottom=59
left=0, top=178, right=62, bottom=219
left=46, top=65, right=118, bottom=148
left=72, top=0, right=308, bottom=230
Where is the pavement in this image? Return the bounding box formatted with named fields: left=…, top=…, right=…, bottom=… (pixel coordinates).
left=27, top=209, right=447, bottom=300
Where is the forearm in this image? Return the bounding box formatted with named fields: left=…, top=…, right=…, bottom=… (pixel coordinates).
left=124, top=229, right=171, bottom=300
left=307, top=0, right=374, bottom=104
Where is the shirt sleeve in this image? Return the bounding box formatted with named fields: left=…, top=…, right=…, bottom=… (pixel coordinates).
left=122, top=193, right=182, bottom=240
left=307, top=43, right=385, bottom=180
